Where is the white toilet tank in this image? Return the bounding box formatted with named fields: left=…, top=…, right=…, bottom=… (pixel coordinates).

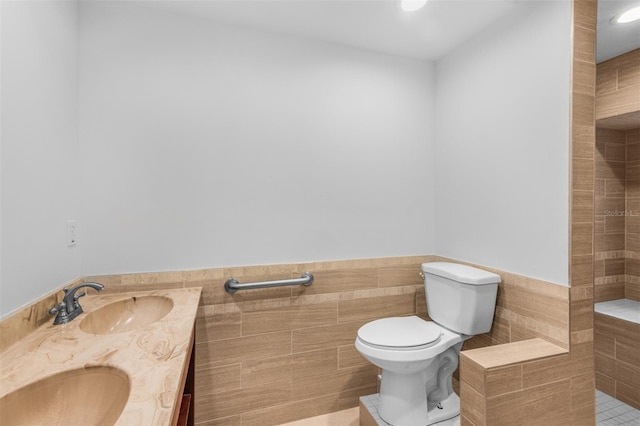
left=422, top=262, right=501, bottom=335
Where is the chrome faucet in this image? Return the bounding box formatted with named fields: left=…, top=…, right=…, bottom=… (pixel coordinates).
left=49, top=282, right=105, bottom=325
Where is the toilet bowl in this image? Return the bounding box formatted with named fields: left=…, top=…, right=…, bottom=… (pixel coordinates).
left=356, top=316, right=466, bottom=426
left=355, top=262, right=501, bottom=426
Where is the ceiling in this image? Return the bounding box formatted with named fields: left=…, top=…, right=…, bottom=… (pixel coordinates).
left=597, top=0, right=640, bottom=63
left=116, top=0, right=639, bottom=63
left=134, top=0, right=539, bottom=61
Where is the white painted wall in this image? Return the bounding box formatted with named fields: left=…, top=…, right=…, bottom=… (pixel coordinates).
left=1, top=0, right=82, bottom=316
left=434, top=2, right=571, bottom=285
left=78, top=3, right=437, bottom=275
left=0, top=0, right=573, bottom=317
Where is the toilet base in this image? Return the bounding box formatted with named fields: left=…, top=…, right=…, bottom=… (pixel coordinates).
left=360, top=394, right=460, bottom=426
left=377, top=367, right=460, bottom=426
left=426, top=392, right=460, bottom=425
left=378, top=368, right=430, bottom=426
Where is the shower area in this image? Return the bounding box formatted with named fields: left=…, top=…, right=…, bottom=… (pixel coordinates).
left=593, top=48, right=640, bottom=410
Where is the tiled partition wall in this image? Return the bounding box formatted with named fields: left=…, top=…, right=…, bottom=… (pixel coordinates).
left=568, top=0, right=598, bottom=425
left=594, top=312, right=640, bottom=409
left=568, top=0, right=597, bottom=421
left=460, top=339, right=572, bottom=426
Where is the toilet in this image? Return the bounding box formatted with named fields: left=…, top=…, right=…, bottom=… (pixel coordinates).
left=355, top=262, right=501, bottom=426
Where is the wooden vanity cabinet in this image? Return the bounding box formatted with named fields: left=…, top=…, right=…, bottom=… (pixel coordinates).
left=174, top=329, right=195, bottom=426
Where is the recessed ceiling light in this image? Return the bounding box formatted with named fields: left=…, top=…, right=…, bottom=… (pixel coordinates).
left=398, top=0, right=428, bottom=12
left=613, top=5, right=640, bottom=24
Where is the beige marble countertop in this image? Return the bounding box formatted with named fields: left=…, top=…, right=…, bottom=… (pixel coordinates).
left=0, top=287, right=201, bottom=425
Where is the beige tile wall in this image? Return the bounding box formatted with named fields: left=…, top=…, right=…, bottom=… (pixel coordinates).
left=191, top=257, right=424, bottom=424
left=433, top=257, right=569, bottom=350
left=594, top=127, right=628, bottom=302
left=87, top=256, right=429, bottom=425
left=568, top=0, right=597, bottom=423
left=185, top=256, right=571, bottom=425
left=459, top=339, right=591, bottom=426
left=85, top=255, right=571, bottom=425
left=595, top=50, right=640, bottom=302
left=596, top=49, right=640, bottom=121
left=593, top=19, right=640, bottom=416
left=627, top=129, right=640, bottom=300
left=594, top=313, right=640, bottom=409
left=171, top=256, right=432, bottom=425
left=460, top=337, right=596, bottom=426
left=0, top=254, right=576, bottom=425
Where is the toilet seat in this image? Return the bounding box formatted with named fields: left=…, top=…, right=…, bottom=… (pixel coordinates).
left=357, top=316, right=442, bottom=351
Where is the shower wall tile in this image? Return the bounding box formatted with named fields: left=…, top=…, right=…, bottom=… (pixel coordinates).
left=595, top=280, right=625, bottom=302
left=596, top=49, right=640, bottom=120
left=594, top=127, right=628, bottom=302
left=596, top=48, right=640, bottom=303
left=628, top=129, right=640, bottom=301
left=594, top=123, right=640, bottom=302
left=594, top=313, right=640, bottom=408
left=627, top=276, right=640, bottom=301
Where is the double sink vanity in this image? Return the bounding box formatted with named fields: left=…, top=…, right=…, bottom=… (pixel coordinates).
left=0, top=286, right=201, bottom=425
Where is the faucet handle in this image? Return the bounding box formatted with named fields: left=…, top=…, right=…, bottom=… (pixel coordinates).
left=72, top=291, right=86, bottom=309
left=49, top=301, right=67, bottom=316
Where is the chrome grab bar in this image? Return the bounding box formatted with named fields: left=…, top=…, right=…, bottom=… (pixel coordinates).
left=224, top=272, right=314, bottom=294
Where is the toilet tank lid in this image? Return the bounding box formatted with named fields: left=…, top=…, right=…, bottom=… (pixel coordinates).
left=421, top=262, right=501, bottom=285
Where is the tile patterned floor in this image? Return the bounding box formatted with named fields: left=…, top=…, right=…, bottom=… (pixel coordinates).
left=281, top=390, right=640, bottom=425
left=596, top=390, right=640, bottom=426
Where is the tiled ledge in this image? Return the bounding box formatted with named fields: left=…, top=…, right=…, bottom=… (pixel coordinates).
left=461, top=338, right=567, bottom=370
left=460, top=338, right=573, bottom=426
left=594, top=299, right=640, bottom=325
